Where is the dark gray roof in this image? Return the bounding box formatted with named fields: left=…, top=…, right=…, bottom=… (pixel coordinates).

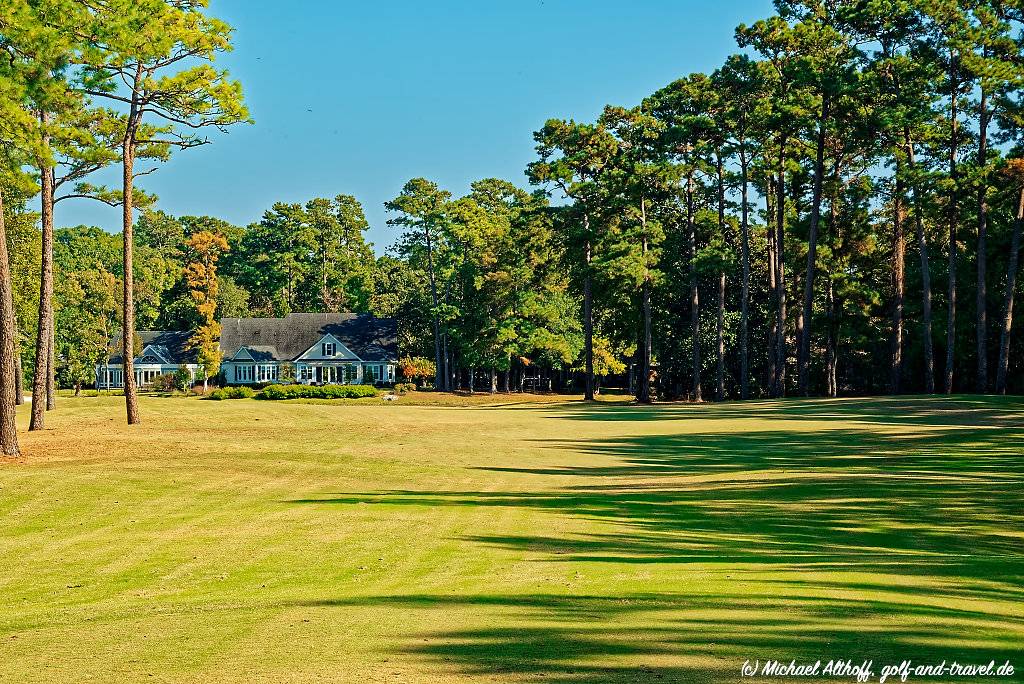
left=220, top=313, right=398, bottom=362
left=108, top=330, right=199, bottom=365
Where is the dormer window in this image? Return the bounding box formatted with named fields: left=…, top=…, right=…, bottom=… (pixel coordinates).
left=322, top=342, right=337, bottom=357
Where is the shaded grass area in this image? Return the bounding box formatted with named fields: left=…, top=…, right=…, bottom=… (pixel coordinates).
left=1, top=395, right=1022, bottom=682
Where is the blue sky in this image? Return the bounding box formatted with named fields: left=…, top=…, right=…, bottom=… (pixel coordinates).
left=63, top=0, right=774, bottom=253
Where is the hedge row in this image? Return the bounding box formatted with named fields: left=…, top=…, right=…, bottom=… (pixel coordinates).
left=257, top=384, right=379, bottom=400
left=207, top=386, right=256, bottom=400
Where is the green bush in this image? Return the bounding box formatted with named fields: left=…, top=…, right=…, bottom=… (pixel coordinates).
left=149, top=373, right=180, bottom=393
left=394, top=382, right=416, bottom=394
left=257, top=384, right=378, bottom=400
left=258, top=384, right=288, bottom=400
left=206, top=386, right=256, bottom=400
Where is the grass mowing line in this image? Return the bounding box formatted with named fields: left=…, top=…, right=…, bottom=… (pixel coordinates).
left=1, top=394, right=1021, bottom=682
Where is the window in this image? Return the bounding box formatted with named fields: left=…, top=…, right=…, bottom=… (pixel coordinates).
left=300, top=365, right=314, bottom=382
left=104, top=368, right=124, bottom=388
left=322, top=342, right=337, bottom=357
left=236, top=365, right=255, bottom=383
left=138, top=369, right=160, bottom=386
left=367, top=364, right=382, bottom=382
left=255, top=365, right=278, bottom=383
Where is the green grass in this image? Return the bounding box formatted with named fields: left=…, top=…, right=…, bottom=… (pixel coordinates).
left=1, top=394, right=1022, bottom=683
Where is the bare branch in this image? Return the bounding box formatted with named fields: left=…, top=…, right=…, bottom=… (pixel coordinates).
left=133, top=166, right=161, bottom=179
left=54, top=193, right=121, bottom=207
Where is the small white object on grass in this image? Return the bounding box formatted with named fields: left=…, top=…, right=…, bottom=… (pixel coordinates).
left=382, top=394, right=399, bottom=402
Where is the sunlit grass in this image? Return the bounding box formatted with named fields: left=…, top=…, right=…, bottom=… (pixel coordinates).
left=1, top=394, right=1021, bottom=682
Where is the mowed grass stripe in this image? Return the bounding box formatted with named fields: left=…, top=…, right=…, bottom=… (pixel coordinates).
left=1, top=394, right=1021, bottom=683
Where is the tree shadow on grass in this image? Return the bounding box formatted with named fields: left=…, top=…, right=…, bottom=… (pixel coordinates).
left=288, top=591, right=1022, bottom=683
left=288, top=401, right=1024, bottom=681
left=520, top=395, right=1024, bottom=429
left=300, top=427, right=1023, bottom=575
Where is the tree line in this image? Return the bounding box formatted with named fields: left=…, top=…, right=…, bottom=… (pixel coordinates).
left=5, top=0, right=1024, bottom=460
left=393, top=1, right=1024, bottom=405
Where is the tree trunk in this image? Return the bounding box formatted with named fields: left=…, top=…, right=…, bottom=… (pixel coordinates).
left=944, top=56, right=960, bottom=395
left=639, top=199, right=652, bottom=404
left=975, top=85, right=989, bottom=393
left=0, top=187, right=21, bottom=456
left=890, top=166, right=906, bottom=395
left=774, top=139, right=788, bottom=398
left=715, top=151, right=726, bottom=402
left=15, top=352, right=23, bottom=406
left=827, top=170, right=841, bottom=398
left=490, top=367, right=496, bottom=394
left=798, top=99, right=829, bottom=396
left=46, top=325, right=55, bottom=411
left=739, top=148, right=751, bottom=400
left=30, top=137, right=54, bottom=432
left=122, top=135, right=141, bottom=424
left=640, top=280, right=653, bottom=403
left=907, top=136, right=935, bottom=394
left=767, top=182, right=777, bottom=392
left=995, top=186, right=1024, bottom=394
left=826, top=275, right=837, bottom=398
left=441, top=332, right=450, bottom=392
left=74, top=381, right=81, bottom=397
left=794, top=267, right=804, bottom=383
left=687, top=172, right=702, bottom=402
left=583, top=216, right=595, bottom=401
left=468, top=367, right=475, bottom=394
left=716, top=272, right=725, bottom=401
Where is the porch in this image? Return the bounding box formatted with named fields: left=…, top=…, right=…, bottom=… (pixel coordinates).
left=96, top=364, right=197, bottom=390
left=296, top=361, right=397, bottom=385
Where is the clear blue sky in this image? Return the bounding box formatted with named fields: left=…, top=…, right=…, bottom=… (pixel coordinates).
left=63, top=0, right=774, bottom=253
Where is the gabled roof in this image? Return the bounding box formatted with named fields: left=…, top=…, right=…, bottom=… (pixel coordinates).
left=230, top=345, right=278, bottom=362
left=295, top=333, right=361, bottom=361
left=219, top=313, right=398, bottom=362
left=108, top=331, right=198, bottom=365
left=140, top=344, right=172, bottom=364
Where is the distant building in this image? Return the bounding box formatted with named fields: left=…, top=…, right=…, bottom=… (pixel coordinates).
left=96, top=330, right=201, bottom=389
left=95, top=313, right=399, bottom=389
left=219, top=313, right=398, bottom=386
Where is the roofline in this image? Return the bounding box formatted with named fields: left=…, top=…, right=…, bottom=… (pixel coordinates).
left=293, top=333, right=363, bottom=362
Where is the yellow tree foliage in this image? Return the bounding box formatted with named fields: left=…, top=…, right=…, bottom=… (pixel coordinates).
left=185, top=231, right=229, bottom=387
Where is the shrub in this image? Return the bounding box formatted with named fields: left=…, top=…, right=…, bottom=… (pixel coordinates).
left=231, top=386, right=256, bottom=399
left=257, top=384, right=378, bottom=400
left=399, top=356, right=436, bottom=387
left=149, top=373, right=180, bottom=392
left=206, top=385, right=255, bottom=400
left=174, top=366, right=193, bottom=392
left=394, top=382, right=416, bottom=394
left=258, top=384, right=288, bottom=400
